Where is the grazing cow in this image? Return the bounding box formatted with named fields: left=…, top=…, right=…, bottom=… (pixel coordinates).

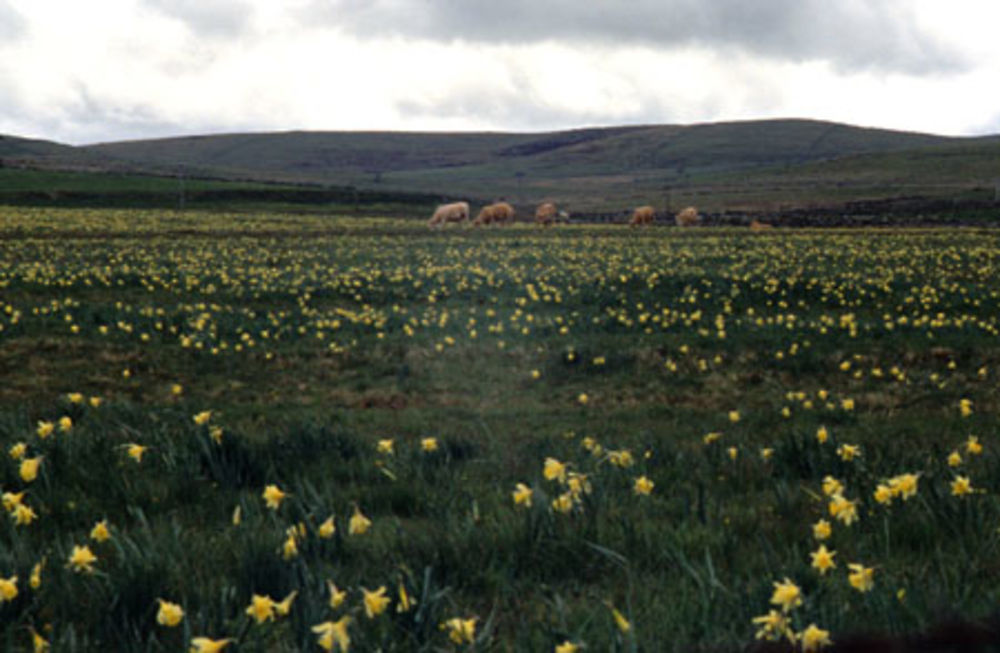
left=750, top=219, right=773, bottom=231
left=428, top=201, right=470, bottom=228
left=535, top=202, right=558, bottom=226
left=675, top=206, right=699, bottom=227
left=474, top=201, right=516, bottom=226
left=630, top=205, right=655, bottom=227
left=557, top=210, right=571, bottom=223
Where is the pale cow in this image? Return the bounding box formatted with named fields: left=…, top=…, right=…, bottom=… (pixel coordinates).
left=675, top=206, right=699, bottom=227
left=474, top=201, right=516, bottom=226
left=630, top=205, right=655, bottom=227
left=428, top=201, right=470, bottom=228
left=535, top=202, right=558, bottom=226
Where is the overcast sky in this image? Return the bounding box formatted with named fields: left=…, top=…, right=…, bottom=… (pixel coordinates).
left=1, top=0, right=999, bottom=144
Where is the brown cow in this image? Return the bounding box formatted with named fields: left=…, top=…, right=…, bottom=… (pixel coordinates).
left=428, top=201, right=470, bottom=228
left=750, top=219, right=773, bottom=231
left=535, top=202, right=558, bottom=226
left=474, top=201, right=516, bottom=226
left=675, top=206, right=699, bottom=227
left=630, top=205, right=655, bottom=227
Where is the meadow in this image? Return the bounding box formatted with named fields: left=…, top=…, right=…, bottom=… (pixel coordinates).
left=2, top=207, right=1000, bottom=651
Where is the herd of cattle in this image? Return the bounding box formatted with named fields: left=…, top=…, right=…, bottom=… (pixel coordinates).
left=428, top=201, right=774, bottom=229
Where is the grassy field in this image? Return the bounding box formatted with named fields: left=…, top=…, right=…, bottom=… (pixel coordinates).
left=3, top=208, right=1000, bottom=651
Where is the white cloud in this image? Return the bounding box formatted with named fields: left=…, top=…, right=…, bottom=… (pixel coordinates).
left=0, top=0, right=998, bottom=143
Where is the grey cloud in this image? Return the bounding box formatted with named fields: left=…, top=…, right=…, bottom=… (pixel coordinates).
left=140, top=0, right=255, bottom=38
left=303, top=0, right=965, bottom=74
left=0, top=0, right=26, bottom=41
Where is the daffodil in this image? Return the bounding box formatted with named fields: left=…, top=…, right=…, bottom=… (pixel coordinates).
left=836, top=443, right=860, bottom=461
left=966, top=435, right=983, bottom=455
left=20, top=456, right=42, bottom=483
left=13, top=503, right=37, bottom=526
left=609, top=605, right=631, bottom=634
left=947, top=450, right=962, bottom=467
left=396, top=581, right=416, bottom=612
left=126, top=443, right=147, bottom=463
left=828, top=494, right=859, bottom=525
left=821, top=476, right=843, bottom=497
left=376, top=438, right=394, bottom=455
left=728, top=410, right=740, bottom=423
left=888, top=473, right=919, bottom=500
left=36, top=421, right=54, bottom=439
left=275, top=590, right=297, bottom=616
left=349, top=505, right=371, bottom=535
left=703, top=431, right=722, bottom=445
left=189, top=637, right=233, bottom=653
left=543, top=457, right=567, bottom=483
left=421, top=437, right=439, bottom=452
left=960, top=398, right=973, bottom=417
left=770, top=577, right=802, bottom=612
left=58, top=416, right=72, bottom=432
left=512, top=483, right=533, bottom=508
left=0, top=575, right=17, bottom=602
left=246, top=594, right=276, bottom=623
left=555, top=641, right=581, bottom=653
left=30, top=628, right=49, bottom=652
left=816, top=426, right=829, bottom=444
left=262, top=484, right=287, bottom=510
left=318, top=515, right=336, bottom=538
left=799, top=624, right=832, bottom=652
left=951, top=475, right=974, bottom=497
left=327, top=580, right=347, bottom=609
left=90, top=519, right=111, bottom=542
left=361, top=585, right=390, bottom=618
left=752, top=610, right=792, bottom=641
left=193, top=410, right=212, bottom=426
left=67, top=545, right=98, bottom=573
left=847, top=563, right=875, bottom=592
left=442, top=617, right=477, bottom=644
left=810, top=545, right=836, bottom=575
left=8, top=442, right=27, bottom=460
left=29, top=559, right=43, bottom=589
left=633, top=476, right=654, bottom=496
left=312, top=616, right=351, bottom=652
left=157, top=599, right=185, bottom=627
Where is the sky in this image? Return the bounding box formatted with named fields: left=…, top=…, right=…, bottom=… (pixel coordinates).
left=1, top=0, right=999, bottom=145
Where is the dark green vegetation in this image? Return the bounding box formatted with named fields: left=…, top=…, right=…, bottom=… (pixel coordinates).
left=3, top=210, right=1000, bottom=650
left=3, top=119, right=999, bottom=215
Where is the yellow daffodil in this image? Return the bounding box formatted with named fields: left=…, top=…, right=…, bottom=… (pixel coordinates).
left=312, top=616, right=351, bottom=652
left=799, top=624, right=832, bottom=652
left=847, top=563, right=875, bottom=592
left=770, top=577, right=802, bottom=612
left=703, top=431, right=722, bottom=445
left=231, top=506, right=241, bottom=526
left=13, top=503, right=37, bottom=526
left=29, top=559, right=43, bottom=589
left=555, top=641, right=581, bottom=653
left=609, top=605, right=631, bottom=634
left=828, top=494, right=859, bottom=526
left=327, top=580, right=347, bottom=609
left=947, top=450, right=962, bottom=467
left=90, top=519, right=111, bottom=543
left=752, top=609, right=792, bottom=641
left=376, top=438, right=394, bottom=455
left=36, top=421, right=54, bottom=439
left=8, top=442, right=27, bottom=460
left=728, top=410, right=740, bottom=423
left=262, top=484, right=287, bottom=510
left=209, top=426, right=223, bottom=444
left=58, top=416, right=72, bottom=432
left=126, top=443, right=147, bottom=463
left=421, top=437, right=439, bottom=452
left=31, top=628, right=49, bottom=652
left=67, top=545, right=98, bottom=573
left=551, top=493, right=574, bottom=514
left=951, top=475, right=974, bottom=497
left=873, top=484, right=893, bottom=506
left=888, top=473, right=919, bottom=500
left=189, top=637, right=233, bottom=653
left=246, top=594, right=276, bottom=624
left=577, top=393, right=589, bottom=405
left=544, top=457, right=567, bottom=483
left=361, top=585, right=390, bottom=618
left=821, top=476, right=843, bottom=497
left=318, top=515, right=336, bottom=538
left=349, top=505, right=371, bottom=535
left=20, top=456, right=42, bottom=483
left=836, top=444, right=860, bottom=461
left=193, top=411, right=212, bottom=426
left=960, top=398, right=973, bottom=417
left=512, top=483, right=533, bottom=508
left=810, top=545, right=836, bottom=575
left=816, top=426, right=829, bottom=444
left=0, top=575, right=17, bottom=602
left=442, top=616, right=477, bottom=644
left=967, top=435, right=983, bottom=455
left=275, top=590, right=297, bottom=616
left=633, top=476, right=654, bottom=496
left=396, top=581, right=416, bottom=613
left=156, top=599, right=185, bottom=627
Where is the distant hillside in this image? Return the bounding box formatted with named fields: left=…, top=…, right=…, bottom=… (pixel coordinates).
left=84, top=119, right=996, bottom=210
left=0, top=133, right=84, bottom=159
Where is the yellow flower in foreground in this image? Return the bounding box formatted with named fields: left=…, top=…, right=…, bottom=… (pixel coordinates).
left=327, top=580, right=348, bottom=609
left=512, top=483, right=534, bottom=508
left=847, top=563, right=875, bottom=593
left=821, top=476, right=843, bottom=497
left=20, top=456, right=43, bottom=483
left=312, top=616, right=351, bottom=652
left=841, top=398, right=855, bottom=411
left=816, top=426, right=829, bottom=444
left=551, top=493, right=574, bottom=514
left=967, top=436, right=983, bottom=455
left=442, top=616, right=477, bottom=645
left=960, top=398, right=973, bottom=417
left=189, top=637, right=233, bottom=653
left=262, top=484, right=287, bottom=510
left=29, top=559, right=44, bottom=589
left=577, top=392, right=589, bottom=405
left=799, top=623, right=832, bottom=652
left=318, top=515, right=336, bottom=538
left=947, top=450, right=962, bottom=467
left=770, top=578, right=802, bottom=613
left=31, top=628, right=49, bottom=652
left=89, top=396, right=102, bottom=408
left=543, top=457, right=567, bottom=483
left=67, top=545, right=98, bottom=573
left=90, top=519, right=111, bottom=543
left=126, top=444, right=147, bottom=463
left=752, top=609, right=791, bottom=641
left=951, top=475, right=974, bottom=497
left=836, top=444, right=860, bottom=462
left=13, top=503, right=37, bottom=526
left=633, top=476, right=654, bottom=496
left=349, top=505, right=372, bottom=535
left=275, top=590, right=298, bottom=616
left=246, top=594, right=276, bottom=624
left=421, top=437, right=439, bottom=452
left=728, top=410, right=740, bottom=423
left=171, top=383, right=183, bottom=396
left=36, top=421, right=54, bottom=439
left=888, top=473, right=919, bottom=501
left=376, top=438, right=394, bottom=455
left=67, top=392, right=84, bottom=404
left=231, top=506, right=241, bottom=526
left=362, top=585, right=390, bottom=619
left=156, top=599, right=185, bottom=627
left=555, top=641, right=581, bottom=653
left=703, top=431, right=722, bottom=445
left=396, top=581, right=416, bottom=613
left=828, top=494, right=858, bottom=526
left=810, top=545, right=837, bottom=575
left=873, top=484, right=893, bottom=506
left=209, top=426, right=223, bottom=444
left=609, top=605, right=631, bottom=634
left=0, top=575, right=17, bottom=602
left=8, top=442, right=27, bottom=460
left=2, top=491, right=25, bottom=511
left=282, top=532, right=299, bottom=560
left=193, top=411, right=212, bottom=426
left=58, top=416, right=72, bottom=432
